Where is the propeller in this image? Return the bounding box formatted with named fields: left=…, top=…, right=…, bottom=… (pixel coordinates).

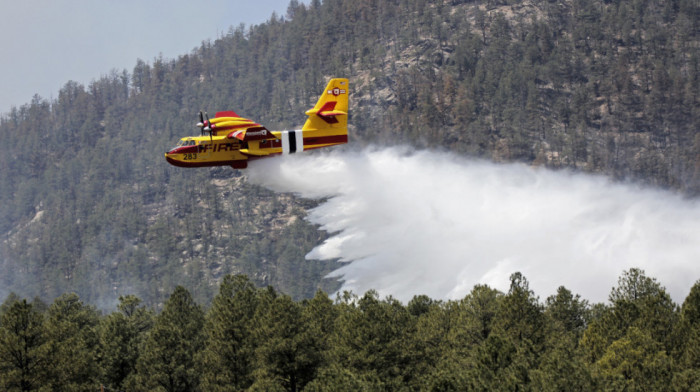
left=205, top=112, right=214, bottom=142
left=195, top=111, right=214, bottom=147
left=197, top=111, right=205, bottom=136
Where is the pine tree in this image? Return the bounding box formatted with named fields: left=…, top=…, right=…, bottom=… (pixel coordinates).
left=198, top=274, right=260, bottom=391
left=0, top=299, right=48, bottom=391
left=250, top=293, right=322, bottom=391
left=672, top=280, right=700, bottom=391
left=135, top=286, right=204, bottom=392
left=43, top=293, right=101, bottom=391
left=97, top=295, right=154, bottom=390
left=530, top=287, right=593, bottom=390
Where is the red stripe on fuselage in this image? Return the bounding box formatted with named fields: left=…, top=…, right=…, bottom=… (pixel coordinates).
left=168, top=145, right=199, bottom=154
left=166, top=155, right=248, bottom=168
left=303, top=134, right=348, bottom=146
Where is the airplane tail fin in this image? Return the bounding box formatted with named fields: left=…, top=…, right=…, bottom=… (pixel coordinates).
left=302, top=78, right=349, bottom=133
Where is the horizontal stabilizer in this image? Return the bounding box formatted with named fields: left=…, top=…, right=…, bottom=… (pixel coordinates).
left=319, top=110, right=347, bottom=116
left=306, top=101, right=347, bottom=124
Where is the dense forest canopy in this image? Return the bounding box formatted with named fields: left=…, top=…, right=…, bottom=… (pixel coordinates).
left=0, top=0, right=698, bottom=309
left=2, top=269, right=700, bottom=391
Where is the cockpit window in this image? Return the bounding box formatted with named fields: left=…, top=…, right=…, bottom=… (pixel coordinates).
left=173, top=139, right=197, bottom=149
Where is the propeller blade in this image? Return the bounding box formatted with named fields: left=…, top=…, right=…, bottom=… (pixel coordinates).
left=204, top=112, right=212, bottom=132
left=197, top=111, right=205, bottom=136
left=204, top=112, right=213, bottom=143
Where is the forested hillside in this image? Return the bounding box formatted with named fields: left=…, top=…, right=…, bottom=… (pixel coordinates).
left=0, top=0, right=698, bottom=307
left=2, top=269, right=700, bottom=391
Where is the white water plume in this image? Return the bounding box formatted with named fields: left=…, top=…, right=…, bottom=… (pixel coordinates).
left=247, top=147, right=700, bottom=304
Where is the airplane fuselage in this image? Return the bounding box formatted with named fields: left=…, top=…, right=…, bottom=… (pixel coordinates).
left=165, top=128, right=348, bottom=169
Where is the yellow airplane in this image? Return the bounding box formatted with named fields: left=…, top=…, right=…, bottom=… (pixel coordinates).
left=165, top=78, right=349, bottom=169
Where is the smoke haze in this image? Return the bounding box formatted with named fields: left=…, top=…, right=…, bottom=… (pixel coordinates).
left=248, top=147, right=700, bottom=304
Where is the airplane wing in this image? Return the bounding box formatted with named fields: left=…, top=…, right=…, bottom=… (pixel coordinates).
left=207, top=111, right=278, bottom=142
left=215, top=111, right=239, bottom=118
left=227, top=126, right=278, bottom=142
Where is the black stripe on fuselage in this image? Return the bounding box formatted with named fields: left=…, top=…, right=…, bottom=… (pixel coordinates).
left=288, top=130, right=297, bottom=153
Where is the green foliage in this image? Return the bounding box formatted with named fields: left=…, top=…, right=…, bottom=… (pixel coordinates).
left=97, top=295, right=154, bottom=391
left=672, top=281, right=700, bottom=391
left=135, top=286, right=204, bottom=392
left=0, top=298, right=48, bottom=391
left=545, top=286, right=590, bottom=336
left=251, top=292, right=321, bottom=391
left=582, top=268, right=678, bottom=364
left=324, top=291, right=414, bottom=390
left=43, top=293, right=101, bottom=391
left=595, top=327, right=673, bottom=391
left=198, top=274, right=260, bottom=390
left=529, top=286, right=593, bottom=390
left=1, top=270, right=699, bottom=390
left=581, top=269, right=681, bottom=390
